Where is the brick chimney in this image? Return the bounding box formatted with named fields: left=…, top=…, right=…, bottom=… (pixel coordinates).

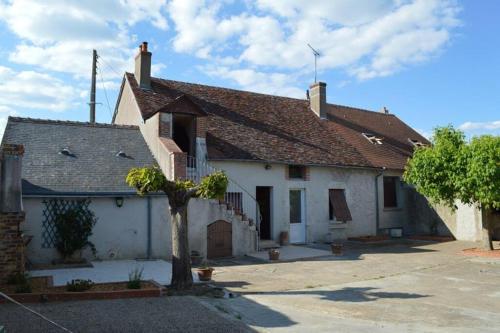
left=0, top=144, right=24, bottom=212
left=134, top=41, right=151, bottom=89
left=309, top=82, right=327, bottom=119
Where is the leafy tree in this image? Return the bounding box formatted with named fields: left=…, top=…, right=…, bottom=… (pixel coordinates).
left=126, top=167, right=228, bottom=289
left=404, top=126, right=500, bottom=250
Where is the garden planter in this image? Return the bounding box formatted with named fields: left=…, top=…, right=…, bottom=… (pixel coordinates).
left=268, top=249, right=280, bottom=261
left=331, top=243, right=343, bottom=256
left=279, top=231, right=289, bottom=246
left=190, top=251, right=203, bottom=266
left=197, top=268, right=214, bottom=281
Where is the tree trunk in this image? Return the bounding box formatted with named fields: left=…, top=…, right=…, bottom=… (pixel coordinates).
left=170, top=206, right=193, bottom=290
left=481, top=209, right=494, bottom=251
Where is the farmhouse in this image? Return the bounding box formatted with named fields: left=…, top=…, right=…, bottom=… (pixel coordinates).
left=112, top=42, right=431, bottom=246
left=4, top=41, right=467, bottom=265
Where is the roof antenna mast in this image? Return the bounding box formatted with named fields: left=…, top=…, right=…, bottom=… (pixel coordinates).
left=307, top=43, right=320, bottom=83
left=89, top=49, right=98, bottom=123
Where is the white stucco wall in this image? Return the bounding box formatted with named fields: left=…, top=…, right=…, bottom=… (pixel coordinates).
left=188, top=198, right=257, bottom=258
left=114, top=80, right=174, bottom=179
left=114, top=80, right=142, bottom=126
left=23, top=195, right=256, bottom=264
left=377, top=170, right=410, bottom=232
left=23, top=196, right=170, bottom=264
left=209, top=161, right=408, bottom=243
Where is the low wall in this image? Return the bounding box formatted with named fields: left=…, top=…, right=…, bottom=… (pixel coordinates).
left=22, top=196, right=256, bottom=264
left=407, top=190, right=500, bottom=242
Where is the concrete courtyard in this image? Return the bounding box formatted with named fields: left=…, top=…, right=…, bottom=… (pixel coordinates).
left=205, top=240, right=500, bottom=332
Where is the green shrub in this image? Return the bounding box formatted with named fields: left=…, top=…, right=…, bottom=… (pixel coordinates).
left=127, top=267, right=144, bottom=289
left=54, top=207, right=97, bottom=260
left=15, top=283, right=32, bottom=294
left=66, top=279, right=94, bottom=292
left=6, top=272, right=29, bottom=285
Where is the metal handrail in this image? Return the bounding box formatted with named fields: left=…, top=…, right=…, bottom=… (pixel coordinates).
left=186, top=155, right=262, bottom=249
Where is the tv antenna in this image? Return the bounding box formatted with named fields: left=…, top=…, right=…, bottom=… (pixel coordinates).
left=307, top=43, right=320, bottom=82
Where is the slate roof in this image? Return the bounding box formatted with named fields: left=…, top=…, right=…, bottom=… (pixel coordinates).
left=2, top=117, right=157, bottom=195
left=122, top=73, right=429, bottom=170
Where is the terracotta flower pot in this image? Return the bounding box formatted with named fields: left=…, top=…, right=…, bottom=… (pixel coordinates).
left=331, top=243, right=343, bottom=256
left=268, top=249, right=280, bottom=261
left=279, top=231, right=289, bottom=246
left=197, top=268, right=214, bottom=281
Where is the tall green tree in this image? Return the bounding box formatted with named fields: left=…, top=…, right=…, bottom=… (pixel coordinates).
left=126, top=167, right=228, bottom=289
left=404, top=126, right=500, bottom=250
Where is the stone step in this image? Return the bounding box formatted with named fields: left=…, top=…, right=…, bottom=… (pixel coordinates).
left=259, top=240, right=280, bottom=250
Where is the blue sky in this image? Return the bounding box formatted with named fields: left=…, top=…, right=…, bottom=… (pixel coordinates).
left=0, top=0, right=498, bottom=139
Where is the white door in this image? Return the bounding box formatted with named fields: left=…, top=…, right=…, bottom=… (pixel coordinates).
left=289, top=189, right=306, bottom=244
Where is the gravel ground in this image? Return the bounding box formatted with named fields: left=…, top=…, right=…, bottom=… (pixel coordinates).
left=0, top=296, right=253, bottom=333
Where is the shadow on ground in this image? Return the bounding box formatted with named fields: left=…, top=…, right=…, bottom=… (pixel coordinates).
left=239, top=286, right=429, bottom=303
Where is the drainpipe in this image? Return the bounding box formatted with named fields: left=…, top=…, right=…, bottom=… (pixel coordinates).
left=147, top=196, right=152, bottom=259
left=375, top=167, right=386, bottom=235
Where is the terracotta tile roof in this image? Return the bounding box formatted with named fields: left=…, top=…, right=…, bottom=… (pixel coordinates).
left=124, top=73, right=428, bottom=170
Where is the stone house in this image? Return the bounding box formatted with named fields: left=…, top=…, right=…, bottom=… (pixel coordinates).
left=113, top=42, right=431, bottom=247
left=6, top=41, right=493, bottom=266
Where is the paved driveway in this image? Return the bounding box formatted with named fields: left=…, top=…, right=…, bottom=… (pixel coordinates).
left=205, top=240, right=500, bottom=333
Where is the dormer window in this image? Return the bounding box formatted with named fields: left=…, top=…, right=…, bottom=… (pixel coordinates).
left=362, top=133, right=383, bottom=145
left=408, top=138, right=426, bottom=147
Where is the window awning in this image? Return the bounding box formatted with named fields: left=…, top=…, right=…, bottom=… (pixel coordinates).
left=329, top=189, right=352, bottom=222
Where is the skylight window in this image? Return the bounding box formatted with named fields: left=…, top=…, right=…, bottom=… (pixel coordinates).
left=362, top=133, right=383, bottom=145
left=59, top=148, right=73, bottom=156
left=408, top=139, right=426, bottom=147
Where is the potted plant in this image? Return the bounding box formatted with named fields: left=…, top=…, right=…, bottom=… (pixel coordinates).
left=197, top=261, right=214, bottom=281
left=279, top=231, right=289, bottom=246
left=331, top=243, right=343, bottom=256
left=268, top=248, right=280, bottom=260
left=190, top=250, right=203, bottom=266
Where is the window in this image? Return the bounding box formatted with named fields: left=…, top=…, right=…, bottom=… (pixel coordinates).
left=288, top=165, right=306, bottom=179
left=383, top=177, right=399, bottom=208
left=329, top=189, right=352, bottom=222
left=408, top=138, right=426, bottom=147
left=362, top=133, right=383, bottom=145
left=224, top=192, right=243, bottom=214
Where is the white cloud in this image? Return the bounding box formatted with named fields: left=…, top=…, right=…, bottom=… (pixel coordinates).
left=202, top=65, right=305, bottom=98
left=0, top=106, right=18, bottom=140
left=0, top=0, right=169, bottom=78
left=458, top=121, right=500, bottom=131
left=0, top=66, right=84, bottom=111
left=167, top=0, right=461, bottom=93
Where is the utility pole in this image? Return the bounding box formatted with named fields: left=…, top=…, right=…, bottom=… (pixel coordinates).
left=89, top=49, right=97, bottom=123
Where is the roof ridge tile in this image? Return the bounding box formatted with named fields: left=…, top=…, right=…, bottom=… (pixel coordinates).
left=8, top=116, right=139, bottom=130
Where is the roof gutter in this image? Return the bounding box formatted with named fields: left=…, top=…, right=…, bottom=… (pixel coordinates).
left=207, top=158, right=403, bottom=172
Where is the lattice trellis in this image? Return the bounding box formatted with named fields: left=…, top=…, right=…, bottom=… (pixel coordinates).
left=41, top=198, right=92, bottom=248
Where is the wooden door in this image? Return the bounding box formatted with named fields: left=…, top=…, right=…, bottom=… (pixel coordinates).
left=207, top=220, right=232, bottom=259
